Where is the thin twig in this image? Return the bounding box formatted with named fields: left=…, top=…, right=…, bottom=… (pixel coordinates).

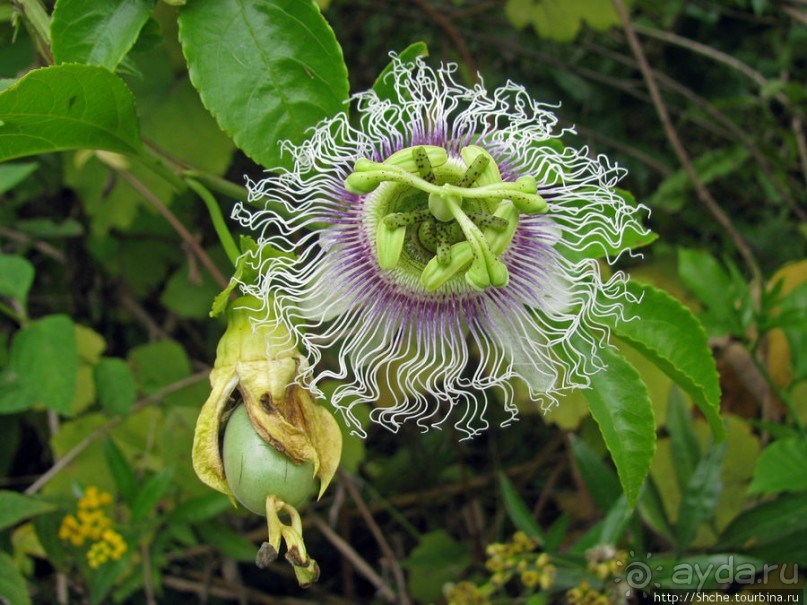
left=633, top=24, right=769, bottom=88
left=0, top=226, right=67, bottom=263
left=611, top=0, right=761, bottom=284
left=25, top=371, right=209, bottom=495
left=117, top=170, right=228, bottom=289
left=309, top=514, right=397, bottom=603
left=412, top=0, right=479, bottom=81
left=339, top=472, right=410, bottom=605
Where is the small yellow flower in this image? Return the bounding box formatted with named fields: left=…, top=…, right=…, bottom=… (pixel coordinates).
left=59, top=486, right=127, bottom=569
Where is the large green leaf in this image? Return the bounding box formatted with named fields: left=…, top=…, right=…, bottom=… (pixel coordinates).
left=3, top=315, right=78, bottom=415
left=749, top=436, right=807, bottom=495
left=177, top=0, right=349, bottom=170
left=51, top=0, right=157, bottom=70
left=610, top=281, right=725, bottom=440
left=569, top=434, right=621, bottom=511
left=581, top=346, right=656, bottom=508
left=0, top=64, right=142, bottom=161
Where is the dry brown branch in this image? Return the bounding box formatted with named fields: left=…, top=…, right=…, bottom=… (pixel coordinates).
left=611, top=0, right=761, bottom=283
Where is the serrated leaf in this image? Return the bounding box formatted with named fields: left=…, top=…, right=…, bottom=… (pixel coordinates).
left=7, top=315, right=78, bottom=415
left=0, top=64, right=142, bottom=161
left=177, top=0, right=349, bottom=170
left=609, top=281, right=725, bottom=441
left=0, top=551, right=31, bottom=605
left=373, top=42, right=429, bottom=101
left=749, top=436, right=807, bottom=495
left=51, top=0, right=157, bottom=70
left=499, top=473, right=544, bottom=542
left=0, top=254, right=34, bottom=307
left=581, top=346, right=656, bottom=508
left=675, top=440, right=726, bottom=549
left=95, top=357, right=137, bottom=416
left=0, top=491, right=55, bottom=532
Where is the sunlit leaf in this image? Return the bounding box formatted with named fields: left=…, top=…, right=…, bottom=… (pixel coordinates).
left=609, top=281, right=725, bottom=441
left=51, top=0, right=157, bottom=70
left=178, top=0, right=349, bottom=170
left=582, top=346, right=656, bottom=508
left=0, top=65, right=142, bottom=161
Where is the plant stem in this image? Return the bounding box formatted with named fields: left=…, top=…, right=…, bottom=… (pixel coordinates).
left=749, top=349, right=806, bottom=434
left=14, top=0, right=52, bottom=62
left=184, top=170, right=248, bottom=201
left=186, top=177, right=240, bottom=267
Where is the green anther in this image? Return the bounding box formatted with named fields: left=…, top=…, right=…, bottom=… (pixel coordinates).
left=345, top=171, right=384, bottom=195
left=486, top=200, right=519, bottom=256
left=469, top=213, right=508, bottom=231
left=376, top=222, right=407, bottom=270
left=420, top=242, right=474, bottom=291
left=435, top=224, right=451, bottom=266
left=383, top=145, right=448, bottom=173
left=383, top=209, right=431, bottom=228
left=461, top=146, right=502, bottom=186
left=412, top=147, right=436, bottom=183
left=455, top=153, right=490, bottom=188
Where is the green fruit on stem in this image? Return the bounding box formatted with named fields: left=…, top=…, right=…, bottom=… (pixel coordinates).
left=222, top=405, right=317, bottom=515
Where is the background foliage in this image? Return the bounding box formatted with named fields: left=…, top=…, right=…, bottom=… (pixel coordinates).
left=1, top=0, right=806, bottom=603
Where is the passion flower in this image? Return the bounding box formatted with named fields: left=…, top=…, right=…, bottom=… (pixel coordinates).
left=233, top=57, right=650, bottom=437
left=222, top=404, right=316, bottom=514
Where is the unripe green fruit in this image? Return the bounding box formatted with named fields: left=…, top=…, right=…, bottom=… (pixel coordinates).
left=222, top=405, right=317, bottom=515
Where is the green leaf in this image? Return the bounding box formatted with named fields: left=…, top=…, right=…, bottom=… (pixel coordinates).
left=598, top=494, right=631, bottom=546
left=636, top=475, right=674, bottom=541
left=88, top=549, right=134, bottom=605
left=678, top=249, right=752, bottom=337
left=0, top=490, right=56, bottom=532
left=103, top=437, right=138, bottom=505
left=666, top=387, right=701, bottom=490
left=0, top=551, right=31, bottom=605
left=168, top=493, right=232, bottom=524
left=95, top=357, right=137, bottom=416
left=51, top=0, right=157, bottom=70
left=402, top=530, right=472, bottom=603
left=373, top=42, right=429, bottom=101
left=749, top=436, right=807, bottom=495
left=177, top=0, right=349, bottom=170
left=0, top=254, right=34, bottom=307
left=675, top=440, right=726, bottom=549
left=581, top=346, right=656, bottom=508
left=569, top=434, right=621, bottom=511
left=0, top=64, right=142, bottom=161
left=0, top=161, right=37, bottom=195
left=5, top=315, right=78, bottom=415
left=195, top=520, right=256, bottom=563
left=499, top=473, right=544, bottom=542
left=130, top=467, right=174, bottom=522
left=609, top=281, right=725, bottom=441
left=716, top=492, right=807, bottom=551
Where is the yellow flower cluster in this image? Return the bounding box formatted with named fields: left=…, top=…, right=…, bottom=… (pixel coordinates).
left=566, top=580, right=611, bottom=605
left=58, top=487, right=127, bottom=569
left=445, top=531, right=557, bottom=604
left=485, top=531, right=556, bottom=591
